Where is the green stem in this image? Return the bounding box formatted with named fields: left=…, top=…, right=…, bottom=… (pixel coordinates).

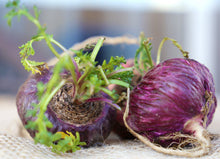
left=134, top=45, right=143, bottom=74
left=157, top=37, right=189, bottom=65
left=99, top=87, right=116, bottom=99
left=107, top=67, right=134, bottom=78
left=64, top=54, right=78, bottom=102
left=77, top=66, right=92, bottom=86
left=90, top=37, right=105, bottom=62
left=62, top=54, right=77, bottom=84
left=44, top=35, right=61, bottom=58
left=22, top=10, right=41, bottom=29
left=37, top=79, right=66, bottom=131
left=98, top=65, right=109, bottom=85
left=156, top=37, right=168, bottom=65
left=51, top=38, right=68, bottom=53
left=143, top=40, right=154, bottom=68
left=109, top=79, right=130, bottom=88
left=22, top=9, right=61, bottom=59
left=77, top=37, right=105, bottom=89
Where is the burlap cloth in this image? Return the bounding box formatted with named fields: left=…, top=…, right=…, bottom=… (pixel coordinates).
left=0, top=95, right=220, bottom=159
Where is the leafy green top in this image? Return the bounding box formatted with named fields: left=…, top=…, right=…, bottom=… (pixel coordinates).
left=6, top=0, right=133, bottom=153
left=134, top=33, right=154, bottom=75
left=134, top=33, right=188, bottom=75
left=6, top=0, right=61, bottom=74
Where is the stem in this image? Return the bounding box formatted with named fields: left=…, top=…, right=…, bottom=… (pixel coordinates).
left=156, top=37, right=168, bottom=65
left=36, top=79, right=66, bottom=131
left=77, top=66, right=92, bottom=86
left=23, top=8, right=61, bottom=59
left=23, top=10, right=41, bottom=29
left=44, top=35, right=61, bottom=58
left=61, top=54, right=77, bottom=85
left=109, top=79, right=130, bottom=88
left=107, top=67, right=134, bottom=78
left=98, top=65, right=109, bottom=85
left=77, top=37, right=105, bottom=89
left=134, top=45, right=143, bottom=74
left=58, top=54, right=78, bottom=101
left=134, top=35, right=153, bottom=74
left=51, top=38, right=68, bottom=53
left=99, top=87, right=117, bottom=100
left=139, top=50, right=147, bottom=71
left=143, top=40, right=154, bottom=68
left=64, top=54, right=78, bottom=100
left=157, top=37, right=189, bottom=65
left=90, top=37, right=105, bottom=62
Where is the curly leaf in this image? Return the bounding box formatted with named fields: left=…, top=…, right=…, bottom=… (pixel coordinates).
left=52, top=132, right=86, bottom=153
left=21, top=59, right=46, bottom=74
left=102, top=56, right=126, bottom=73
left=109, top=69, right=133, bottom=84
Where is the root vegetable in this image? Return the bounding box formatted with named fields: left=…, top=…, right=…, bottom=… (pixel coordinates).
left=16, top=67, right=116, bottom=146
left=124, top=57, right=217, bottom=157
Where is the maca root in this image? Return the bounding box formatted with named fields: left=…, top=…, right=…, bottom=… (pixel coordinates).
left=123, top=88, right=212, bottom=157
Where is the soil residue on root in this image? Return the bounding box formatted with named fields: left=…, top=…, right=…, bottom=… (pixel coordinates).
left=49, top=82, right=103, bottom=125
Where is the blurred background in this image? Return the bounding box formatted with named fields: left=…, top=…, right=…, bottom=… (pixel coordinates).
left=0, top=0, right=220, bottom=96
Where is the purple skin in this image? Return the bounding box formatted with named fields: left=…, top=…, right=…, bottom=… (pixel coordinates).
left=16, top=67, right=116, bottom=146
left=126, top=58, right=217, bottom=146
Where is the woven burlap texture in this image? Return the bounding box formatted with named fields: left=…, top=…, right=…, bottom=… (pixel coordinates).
left=0, top=133, right=220, bottom=159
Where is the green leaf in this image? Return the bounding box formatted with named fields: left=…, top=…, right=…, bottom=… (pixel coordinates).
left=109, top=79, right=130, bottom=88
left=102, top=56, right=126, bottom=73
left=18, top=36, right=47, bottom=74
left=25, top=120, right=37, bottom=130
left=109, top=68, right=133, bottom=84
left=90, top=37, right=105, bottom=62
left=35, top=131, right=53, bottom=146
left=5, top=0, right=27, bottom=26
left=25, top=109, right=37, bottom=118
left=33, top=5, right=41, bottom=19
left=45, top=120, right=53, bottom=128
left=5, top=0, right=20, bottom=8
left=36, top=82, right=45, bottom=100
left=51, top=133, right=62, bottom=142
left=134, top=33, right=154, bottom=74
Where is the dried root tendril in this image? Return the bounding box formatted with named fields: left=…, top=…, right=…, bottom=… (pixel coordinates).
left=202, top=91, right=214, bottom=128
left=116, top=92, right=127, bottom=104
left=123, top=88, right=212, bottom=157
left=159, top=132, right=201, bottom=150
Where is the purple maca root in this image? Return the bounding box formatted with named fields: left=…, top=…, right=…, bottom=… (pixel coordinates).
left=124, top=58, right=217, bottom=157
left=16, top=67, right=116, bottom=146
